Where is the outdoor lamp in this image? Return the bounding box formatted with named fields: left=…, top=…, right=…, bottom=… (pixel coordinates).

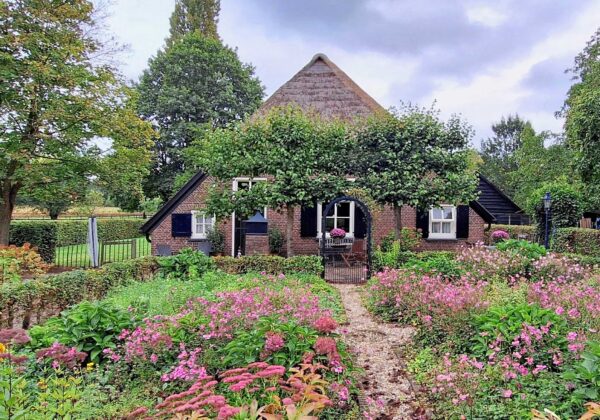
left=543, top=192, right=552, bottom=211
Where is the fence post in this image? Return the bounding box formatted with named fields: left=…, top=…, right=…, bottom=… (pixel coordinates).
left=87, top=217, right=99, bottom=268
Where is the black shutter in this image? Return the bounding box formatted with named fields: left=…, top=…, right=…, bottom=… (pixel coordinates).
left=456, top=205, right=470, bottom=239
left=354, top=206, right=367, bottom=238
left=416, top=208, right=429, bottom=239
left=172, top=213, right=192, bottom=237
left=300, top=204, right=318, bottom=237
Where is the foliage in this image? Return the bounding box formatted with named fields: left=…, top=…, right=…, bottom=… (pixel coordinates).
left=157, top=248, right=215, bottom=281
left=552, top=227, right=600, bottom=257
left=8, top=221, right=58, bottom=262
left=496, top=239, right=547, bottom=260
left=0, top=244, right=49, bottom=283
left=372, top=229, right=422, bottom=272
left=268, top=228, right=285, bottom=255
left=527, top=181, right=583, bottom=232
left=137, top=32, right=263, bottom=200
left=404, top=252, right=465, bottom=279
left=213, top=255, right=323, bottom=276
left=563, top=28, right=600, bottom=210
left=0, top=256, right=158, bottom=329
left=207, top=226, right=226, bottom=255
left=196, top=106, right=351, bottom=256
left=354, top=105, right=478, bottom=237
left=29, top=301, right=137, bottom=363
left=563, top=341, right=600, bottom=403
left=24, top=175, right=89, bottom=220
left=167, top=0, right=220, bottom=44
left=140, top=197, right=163, bottom=215
left=0, top=0, right=153, bottom=245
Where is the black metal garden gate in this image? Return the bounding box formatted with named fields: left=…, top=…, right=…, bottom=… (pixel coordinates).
left=320, top=196, right=372, bottom=284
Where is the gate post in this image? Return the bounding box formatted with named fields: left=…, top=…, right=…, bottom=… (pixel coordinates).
left=87, top=217, right=99, bottom=268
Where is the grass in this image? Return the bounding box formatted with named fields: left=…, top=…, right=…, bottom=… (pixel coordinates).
left=105, top=271, right=347, bottom=321
left=54, top=237, right=150, bottom=267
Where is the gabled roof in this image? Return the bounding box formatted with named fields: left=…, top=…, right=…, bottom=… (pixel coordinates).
left=140, top=172, right=207, bottom=234
left=259, top=53, right=386, bottom=120
left=470, top=200, right=496, bottom=224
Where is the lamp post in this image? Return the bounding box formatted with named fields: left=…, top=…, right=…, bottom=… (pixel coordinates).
left=543, top=192, right=552, bottom=249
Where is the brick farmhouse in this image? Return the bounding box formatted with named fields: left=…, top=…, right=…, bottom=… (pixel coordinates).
left=141, top=54, right=524, bottom=257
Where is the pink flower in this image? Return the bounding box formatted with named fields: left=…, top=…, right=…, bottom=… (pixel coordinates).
left=313, top=316, right=338, bottom=334
left=502, top=389, right=513, bottom=398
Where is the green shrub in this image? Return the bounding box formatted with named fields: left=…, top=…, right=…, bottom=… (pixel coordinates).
left=29, top=301, right=137, bottom=363
left=563, top=340, right=600, bottom=403
left=213, top=255, right=323, bottom=276
left=207, top=227, right=225, bottom=255
left=527, top=181, right=583, bottom=232
left=158, top=248, right=215, bottom=281
left=268, top=228, right=284, bottom=255
left=496, top=239, right=547, bottom=260
left=404, top=252, right=464, bottom=279
left=372, top=242, right=415, bottom=272
left=0, top=256, right=158, bottom=328
left=9, top=220, right=58, bottom=262
left=552, top=228, right=600, bottom=257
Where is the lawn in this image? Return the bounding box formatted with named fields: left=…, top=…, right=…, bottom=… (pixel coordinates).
left=2, top=252, right=359, bottom=419
left=54, top=236, right=150, bottom=267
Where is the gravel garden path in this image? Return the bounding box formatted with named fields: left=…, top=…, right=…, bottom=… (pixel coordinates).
left=334, top=284, right=421, bottom=420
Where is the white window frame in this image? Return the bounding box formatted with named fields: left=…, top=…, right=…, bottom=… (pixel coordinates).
left=429, top=205, right=457, bottom=239
left=191, top=211, right=215, bottom=240
left=231, top=177, right=268, bottom=256
left=316, top=201, right=355, bottom=238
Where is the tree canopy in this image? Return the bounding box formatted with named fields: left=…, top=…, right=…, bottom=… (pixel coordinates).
left=137, top=33, right=264, bottom=201
left=0, top=0, right=154, bottom=244
left=354, top=105, right=478, bottom=237
left=168, top=0, right=220, bottom=44
left=194, top=106, right=352, bottom=256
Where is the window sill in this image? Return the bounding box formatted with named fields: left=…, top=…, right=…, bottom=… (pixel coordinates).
left=425, top=237, right=461, bottom=242
left=190, top=237, right=209, bottom=242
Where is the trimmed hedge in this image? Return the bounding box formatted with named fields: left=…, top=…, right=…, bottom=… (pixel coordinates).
left=9, top=218, right=146, bottom=262
left=485, top=224, right=538, bottom=244
left=213, top=255, right=323, bottom=276
left=552, top=228, right=600, bottom=257
left=0, top=256, right=159, bottom=329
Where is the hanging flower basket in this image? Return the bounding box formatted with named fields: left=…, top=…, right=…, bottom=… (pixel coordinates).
left=330, top=228, right=346, bottom=242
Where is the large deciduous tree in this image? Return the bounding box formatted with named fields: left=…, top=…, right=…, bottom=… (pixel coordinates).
left=562, top=27, right=600, bottom=209
left=479, top=114, right=527, bottom=196
left=354, top=105, right=478, bottom=239
left=167, top=0, right=220, bottom=44
left=195, top=106, right=352, bottom=256
left=0, top=0, right=154, bottom=245
left=137, top=33, right=264, bottom=201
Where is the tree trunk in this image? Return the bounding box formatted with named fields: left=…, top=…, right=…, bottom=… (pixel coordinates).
left=393, top=203, right=403, bottom=239
left=286, top=206, right=294, bottom=257
left=0, top=191, right=16, bottom=246
left=49, top=211, right=59, bottom=220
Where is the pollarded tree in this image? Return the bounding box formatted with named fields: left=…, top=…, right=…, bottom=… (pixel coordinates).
left=354, top=105, right=478, bottom=238
left=0, top=0, right=154, bottom=245
left=195, top=106, right=352, bottom=256
left=137, top=33, right=264, bottom=200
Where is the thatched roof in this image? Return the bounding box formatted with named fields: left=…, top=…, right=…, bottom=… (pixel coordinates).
left=259, top=53, right=386, bottom=120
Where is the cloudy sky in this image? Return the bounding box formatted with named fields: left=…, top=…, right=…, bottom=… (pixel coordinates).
left=104, top=0, right=600, bottom=145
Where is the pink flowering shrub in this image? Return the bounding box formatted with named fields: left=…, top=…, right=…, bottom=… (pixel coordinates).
left=491, top=230, right=510, bottom=243
left=529, top=253, right=590, bottom=283
left=368, top=269, right=489, bottom=343
left=313, top=316, right=338, bottom=334
left=35, top=342, right=87, bottom=370
left=456, top=242, right=530, bottom=279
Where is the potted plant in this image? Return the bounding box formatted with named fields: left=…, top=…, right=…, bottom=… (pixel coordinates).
left=207, top=227, right=225, bottom=256
left=330, top=228, right=346, bottom=244
left=490, top=229, right=509, bottom=245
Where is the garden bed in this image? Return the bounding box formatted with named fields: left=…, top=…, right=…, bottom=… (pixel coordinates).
left=365, top=241, right=600, bottom=418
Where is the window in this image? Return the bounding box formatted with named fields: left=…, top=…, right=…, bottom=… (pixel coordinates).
left=191, top=211, right=214, bottom=239
left=317, top=201, right=355, bottom=237
left=429, top=205, right=456, bottom=239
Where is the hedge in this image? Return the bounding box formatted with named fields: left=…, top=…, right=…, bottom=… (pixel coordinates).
left=551, top=228, right=600, bottom=257
left=0, top=256, right=158, bottom=329
left=9, top=218, right=146, bottom=262
left=485, top=224, right=538, bottom=244
left=213, top=255, right=323, bottom=276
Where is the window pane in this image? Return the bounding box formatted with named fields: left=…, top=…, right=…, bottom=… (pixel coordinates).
left=443, top=207, right=454, bottom=220
left=432, top=208, right=443, bottom=219
left=337, top=218, right=350, bottom=232
left=337, top=202, right=350, bottom=217
left=431, top=222, right=441, bottom=233
left=326, top=218, right=335, bottom=231
left=324, top=203, right=334, bottom=217
left=442, top=222, right=452, bottom=233
left=238, top=181, right=250, bottom=191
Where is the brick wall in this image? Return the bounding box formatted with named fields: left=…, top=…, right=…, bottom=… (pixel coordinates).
left=245, top=235, right=270, bottom=255
left=149, top=178, right=488, bottom=255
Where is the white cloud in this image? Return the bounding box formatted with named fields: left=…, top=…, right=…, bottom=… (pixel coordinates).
left=466, top=5, right=508, bottom=27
